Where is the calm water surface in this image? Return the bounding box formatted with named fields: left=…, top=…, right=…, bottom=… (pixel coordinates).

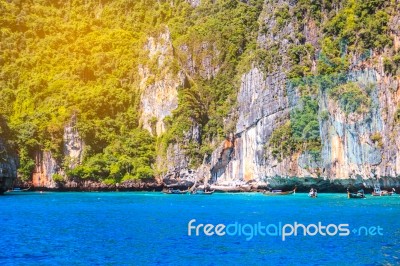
left=0, top=192, right=399, bottom=265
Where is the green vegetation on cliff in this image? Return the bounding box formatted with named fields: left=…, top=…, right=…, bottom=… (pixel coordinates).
left=268, top=96, right=321, bottom=162
left=328, top=82, right=371, bottom=114
left=319, top=0, right=392, bottom=74
left=0, top=0, right=264, bottom=182
left=1, top=0, right=159, bottom=181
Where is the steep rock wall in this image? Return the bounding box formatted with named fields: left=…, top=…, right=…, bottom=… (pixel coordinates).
left=63, top=115, right=85, bottom=169
left=320, top=69, right=400, bottom=179
left=210, top=67, right=293, bottom=185
left=179, top=42, right=220, bottom=80
left=161, top=122, right=203, bottom=185
left=139, top=29, right=183, bottom=136
left=0, top=139, right=17, bottom=193
left=32, top=150, right=58, bottom=188
left=206, top=0, right=400, bottom=188
left=32, top=117, right=84, bottom=188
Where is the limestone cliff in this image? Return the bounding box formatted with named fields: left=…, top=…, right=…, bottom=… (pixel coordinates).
left=204, top=0, right=400, bottom=189
left=0, top=138, right=17, bottom=193
left=210, top=67, right=292, bottom=184
left=32, top=117, right=84, bottom=188
left=139, top=28, right=183, bottom=136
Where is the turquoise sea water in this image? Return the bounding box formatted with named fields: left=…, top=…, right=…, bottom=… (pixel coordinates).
left=1, top=192, right=399, bottom=265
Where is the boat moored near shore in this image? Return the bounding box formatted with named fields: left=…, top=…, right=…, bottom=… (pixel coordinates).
left=190, top=189, right=215, bottom=195
left=163, top=188, right=188, bottom=194
left=6, top=186, right=31, bottom=193
left=309, top=188, right=318, bottom=198
left=347, top=189, right=365, bottom=199
left=371, top=184, right=395, bottom=196
left=263, top=187, right=296, bottom=196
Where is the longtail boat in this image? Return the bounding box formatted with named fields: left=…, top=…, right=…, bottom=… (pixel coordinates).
left=308, top=189, right=318, bottom=198
left=163, top=188, right=188, bottom=194
left=263, top=187, right=296, bottom=196
left=371, top=184, right=395, bottom=196
left=347, top=189, right=365, bottom=199
left=6, top=186, right=31, bottom=192
left=191, top=189, right=215, bottom=195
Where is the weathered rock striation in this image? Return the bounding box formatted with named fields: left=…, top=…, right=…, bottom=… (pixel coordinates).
left=0, top=138, right=17, bottom=193
left=32, top=116, right=84, bottom=188
left=139, top=28, right=183, bottom=136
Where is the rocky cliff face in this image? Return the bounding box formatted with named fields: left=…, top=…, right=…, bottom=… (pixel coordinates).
left=210, top=67, right=292, bottom=185
left=0, top=138, right=17, bottom=193
left=208, top=0, right=304, bottom=186
left=139, top=29, right=183, bottom=136
left=321, top=69, right=387, bottom=179
left=32, top=117, right=84, bottom=188
left=32, top=150, right=58, bottom=188
left=63, top=115, right=85, bottom=169
left=204, top=1, right=400, bottom=189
